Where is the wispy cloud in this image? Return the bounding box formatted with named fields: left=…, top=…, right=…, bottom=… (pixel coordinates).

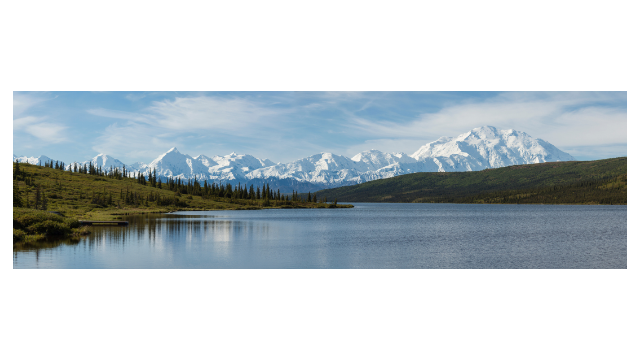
left=87, top=108, right=154, bottom=123
left=13, top=116, right=43, bottom=130
left=147, top=96, right=287, bottom=132
left=24, top=122, right=68, bottom=143
left=343, top=92, right=627, bottom=155
left=14, top=115, right=69, bottom=144
left=125, top=93, right=146, bottom=101
left=91, top=123, right=182, bottom=161
left=90, top=95, right=291, bottom=134
left=13, top=93, right=71, bottom=145
left=13, top=93, right=53, bottom=117
left=20, top=91, right=624, bottom=164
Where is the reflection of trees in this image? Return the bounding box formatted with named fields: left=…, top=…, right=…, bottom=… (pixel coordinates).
left=13, top=237, right=82, bottom=252
left=14, top=213, right=276, bottom=262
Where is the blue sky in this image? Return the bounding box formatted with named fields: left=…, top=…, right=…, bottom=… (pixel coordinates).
left=13, top=91, right=627, bottom=164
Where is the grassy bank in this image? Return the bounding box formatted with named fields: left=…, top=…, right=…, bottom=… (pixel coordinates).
left=316, top=157, right=627, bottom=205
left=13, top=162, right=352, bottom=242
left=13, top=207, right=90, bottom=242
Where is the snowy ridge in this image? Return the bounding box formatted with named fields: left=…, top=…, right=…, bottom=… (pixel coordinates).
left=411, top=126, right=574, bottom=170
left=64, top=154, right=127, bottom=171
left=15, top=126, right=575, bottom=190
left=13, top=154, right=61, bottom=166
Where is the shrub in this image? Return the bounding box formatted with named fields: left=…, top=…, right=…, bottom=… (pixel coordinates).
left=13, top=229, right=25, bottom=241
left=13, top=208, right=76, bottom=240
left=27, top=219, right=71, bottom=236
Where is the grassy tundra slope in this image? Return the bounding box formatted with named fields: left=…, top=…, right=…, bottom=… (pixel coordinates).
left=13, top=162, right=351, bottom=242
left=316, top=157, right=627, bottom=205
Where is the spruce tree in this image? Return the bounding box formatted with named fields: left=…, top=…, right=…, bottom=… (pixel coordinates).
left=13, top=160, right=20, bottom=180
left=25, top=187, right=31, bottom=208
left=34, top=186, right=41, bottom=210
left=13, top=184, right=22, bottom=207
left=41, top=190, right=48, bottom=210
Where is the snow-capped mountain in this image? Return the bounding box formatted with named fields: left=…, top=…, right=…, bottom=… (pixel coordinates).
left=13, top=154, right=61, bottom=166
left=127, top=161, right=148, bottom=172
left=14, top=126, right=576, bottom=191
left=143, top=147, right=210, bottom=181
left=138, top=148, right=277, bottom=182
left=246, top=126, right=574, bottom=187
left=65, top=153, right=127, bottom=171
left=204, top=152, right=275, bottom=181
left=411, top=126, right=575, bottom=171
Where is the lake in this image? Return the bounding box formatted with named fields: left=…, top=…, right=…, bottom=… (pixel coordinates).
left=13, top=203, right=627, bottom=269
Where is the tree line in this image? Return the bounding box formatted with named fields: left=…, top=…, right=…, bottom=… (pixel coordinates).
left=13, top=159, right=337, bottom=209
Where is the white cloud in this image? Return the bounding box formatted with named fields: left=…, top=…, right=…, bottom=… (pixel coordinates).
left=147, top=96, right=287, bottom=132
left=546, top=106, right=627, bottom=146
left=90, top=95, right=291, bottom=137
left=13, top=93, right=54, bottom=117
left=24, top=122, right=68, bottom=143
left=85, top=92, right=626, bottom=162
left=13, top=116, right=43, bottom=130
left=86, top=108, right=153, bottom=123
left=125, top=93, right=146, bottom=101
left=92, top=123, right=180, bottom=162
left=343, top=92, right=627, bottom=157
left=14, top=115, right=69, bottom=144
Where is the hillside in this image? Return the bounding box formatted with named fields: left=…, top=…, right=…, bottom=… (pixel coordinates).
left=315, top=157, right=627, bottom=205
left=13, top=162, right=352, bottom=242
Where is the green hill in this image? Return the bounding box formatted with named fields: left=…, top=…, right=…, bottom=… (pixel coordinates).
left=13, top=161, right=351, bottom=243
left=316, top=157, right=627, bottom=205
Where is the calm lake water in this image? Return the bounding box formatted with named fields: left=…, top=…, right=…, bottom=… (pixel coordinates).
left=13, top=203, right=627, bottom=269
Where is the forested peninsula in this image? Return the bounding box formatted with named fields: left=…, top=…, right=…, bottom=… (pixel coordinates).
left=316, top=157, right=627, bottom=205
left=13, top=161, right=351, bottom=243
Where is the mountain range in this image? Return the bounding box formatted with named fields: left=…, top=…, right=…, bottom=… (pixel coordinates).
left=13, top=126, right=575, bottom=193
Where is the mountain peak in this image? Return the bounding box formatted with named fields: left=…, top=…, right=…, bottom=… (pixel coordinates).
left=411, top=126, right=574, bottom=167
left=17, top=126, right=575, bottom=190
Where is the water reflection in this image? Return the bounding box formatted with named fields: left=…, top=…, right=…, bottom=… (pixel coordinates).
left=13, top=205, right=627, bottom=269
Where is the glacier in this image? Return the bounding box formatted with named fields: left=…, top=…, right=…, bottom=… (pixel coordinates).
left=14, top=126, right=575, bottom=192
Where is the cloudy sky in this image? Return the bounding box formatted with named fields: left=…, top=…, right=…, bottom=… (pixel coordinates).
left=13, top=91, right=626, bottom=164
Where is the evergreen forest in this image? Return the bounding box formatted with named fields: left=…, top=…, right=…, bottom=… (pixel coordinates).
left=13, top=161, right=350, bottom=243
left=316, top=157, right=627, bottom=205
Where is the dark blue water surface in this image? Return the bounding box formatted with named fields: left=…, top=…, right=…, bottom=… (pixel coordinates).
left=13, top=203, right=627, bottom=269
